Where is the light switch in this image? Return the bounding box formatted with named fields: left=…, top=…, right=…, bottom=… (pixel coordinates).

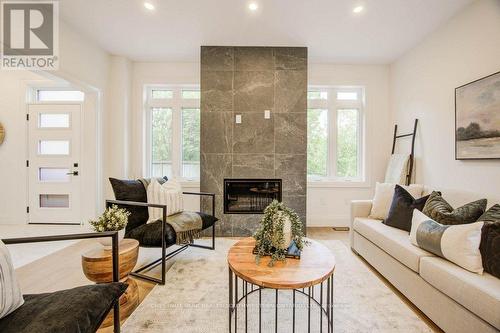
left=235, top=114, right=242, bottom=124
left=264, top=110, right=271, bottom=119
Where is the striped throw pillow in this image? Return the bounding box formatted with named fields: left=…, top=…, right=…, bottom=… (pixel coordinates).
left=147, top=178, right=184, bottom=222
left=0, top=240, right=24, bottom=318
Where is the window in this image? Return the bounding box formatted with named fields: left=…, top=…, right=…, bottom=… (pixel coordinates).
left=307, top=87, right=364, bottom=182
left=145, top=85, right=200, bottom=180
left=36, top=90, right=84, bottom=102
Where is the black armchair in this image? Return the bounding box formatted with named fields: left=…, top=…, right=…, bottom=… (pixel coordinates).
left=0, top=232, right=126, bottom=333
left=106, top=191, right=217, bottom=285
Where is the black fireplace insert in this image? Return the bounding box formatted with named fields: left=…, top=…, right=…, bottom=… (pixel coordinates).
left=224, top=179, right=282, bottom=214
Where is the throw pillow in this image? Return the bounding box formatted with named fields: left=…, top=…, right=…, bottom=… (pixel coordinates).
left=477, top=204, right=500, bottom=223
left=369, top=182, right=424, bottom=220
left=422, top=191, right=487, bottom=225
left=383, top=185, right=432, bottom=232
left=0, top=240, right=24, bottom=319
left=410, top=209, right=483, bottom=273
left=479, top=222, right=500, bottom=279
left=109, top=177, right=168, bottom=233
left=147, top=178, right=184, bottom=222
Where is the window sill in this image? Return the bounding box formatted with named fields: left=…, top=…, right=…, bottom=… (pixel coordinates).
left=307, top=180, right=370, bottom=188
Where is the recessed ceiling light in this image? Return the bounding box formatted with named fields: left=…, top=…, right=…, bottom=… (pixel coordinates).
left=144, top=2, right=155, bottom=11
left=353, top=5, right=364, bottom=14
left=248, top=2, right=258, bottom=11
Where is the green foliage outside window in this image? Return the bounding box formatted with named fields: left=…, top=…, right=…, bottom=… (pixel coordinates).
left=182, top=108, right=200, bottom=163
left=152, top=108, right=172, bottom=163
left=337, top=109, right=358, bottom=178
left=307, top=109, right=328, bottom=177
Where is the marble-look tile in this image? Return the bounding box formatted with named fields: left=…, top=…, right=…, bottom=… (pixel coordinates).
left=280, top=174, right=307, bottom=196
left=234, top=71, right=274, bottom=111
left=201, top=112, right=232, bottom=153
left=275, top=154, right=307, bottom=176
left=232, top=154, right=275, bottom=178
left=282, top=195, right=307, bottom=227
left=275, top=70, right=307, bottom=113
left=200, top=153, right=232, bottom=195
left=201, top=71, right=233, bottom=112
left=233, top=113, right=274, bottom=154
left=228, top=214, right=262, bottom=236
left=201, top=46, right=234, bottom=71
left=274, top=47, right=307, bottom=70
left=235, top=47, right=274, bottom=71
left=275, top=113, right=307, bottom=154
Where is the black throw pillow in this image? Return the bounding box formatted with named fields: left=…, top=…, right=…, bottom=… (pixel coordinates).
left=479, top=222, right=500, bottom=279
left=383, top=185, right=432, bottom=232
left=109, top=177, right=167, bottom=234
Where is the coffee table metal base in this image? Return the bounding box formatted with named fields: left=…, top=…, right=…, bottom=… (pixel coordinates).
left=228, top=269, right=334, bottom=333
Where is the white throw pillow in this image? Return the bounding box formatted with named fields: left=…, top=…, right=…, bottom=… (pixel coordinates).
left=369, top=182, right=423, bottom=219
left=410, top=209, right=484, bottom=274
left=0, top=240, right=24, bottom=318
left=147, top=178, right=184, bottom=223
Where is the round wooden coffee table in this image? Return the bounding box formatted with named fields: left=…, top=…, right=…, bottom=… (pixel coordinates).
left=227, top=237, right=336, bottom=333
left=81, top=238, right=140, bottom=328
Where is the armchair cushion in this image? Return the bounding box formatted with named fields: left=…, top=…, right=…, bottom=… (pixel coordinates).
left=0, top=282, right=127, bottom=333
left=127, top=212, right=217, bottom=247
left=109, top=177, right=167, bottom=233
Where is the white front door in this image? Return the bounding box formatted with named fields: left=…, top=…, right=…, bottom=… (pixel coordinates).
left=27, top=104, right=82, bottom=224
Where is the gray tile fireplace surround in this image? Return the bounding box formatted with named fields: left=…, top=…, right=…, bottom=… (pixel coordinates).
left=200, top=46, right=307, bottom=237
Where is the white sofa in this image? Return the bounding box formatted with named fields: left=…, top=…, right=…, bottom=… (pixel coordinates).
left=350, top=198, right=500, bottom=333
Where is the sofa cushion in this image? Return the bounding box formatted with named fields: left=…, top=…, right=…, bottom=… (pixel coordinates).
left=480, top=222, right=500, bottom=279
left=383, top=185, right=432, bottom=232
left=353, top=217, right=435, bottom=272
left=422, top=191, right=487, bottom=225
left=0, top=283, right=127, bottom=333
left=420, top=256, right=500, bottom=330
left=127, top=212, right=217, bottom=247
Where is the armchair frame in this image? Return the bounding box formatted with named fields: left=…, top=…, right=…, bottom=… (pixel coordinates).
left=2, top=232, right=122, bottom=333
left=106, top=191, right=216, bottom=285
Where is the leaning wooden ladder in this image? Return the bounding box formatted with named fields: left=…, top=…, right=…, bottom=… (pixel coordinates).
left=391, top=119, right=418, bottom=185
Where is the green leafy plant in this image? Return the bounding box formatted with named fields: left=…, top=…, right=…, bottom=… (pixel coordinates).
left=89, top=205, right=130, bottom=232
left=253, top=200, right=308, bottom=266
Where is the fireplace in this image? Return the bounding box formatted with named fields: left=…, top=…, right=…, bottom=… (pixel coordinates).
left=224, top=179, right=282, bottom=214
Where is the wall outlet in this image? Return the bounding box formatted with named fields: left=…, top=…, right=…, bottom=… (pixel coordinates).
left=264, top=110, right=271, bottom=119
left=235, top=114, right=242, bottom=124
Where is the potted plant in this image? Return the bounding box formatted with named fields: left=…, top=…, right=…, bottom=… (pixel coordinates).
left=253, top=200, right=307, bottom=266
left=89, top=205, right=130, bottom=248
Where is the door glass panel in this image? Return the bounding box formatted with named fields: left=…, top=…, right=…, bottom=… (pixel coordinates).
left=39, top=113, right=70, bottom=128
left=39, top=194, right=69, bottom=208
left=39, top=140, right=70, bottom=155
left=39, top=168, right=70, bottom=182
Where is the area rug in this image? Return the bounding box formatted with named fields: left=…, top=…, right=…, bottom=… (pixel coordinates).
left=123, top=239, right=433, bottom=332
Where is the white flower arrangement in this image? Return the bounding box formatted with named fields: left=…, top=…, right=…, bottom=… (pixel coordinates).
left=89, top=205, right=130, bottom=232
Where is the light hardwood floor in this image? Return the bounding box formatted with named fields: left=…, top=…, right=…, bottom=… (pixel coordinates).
left=13, top=227, right=442, bottom=332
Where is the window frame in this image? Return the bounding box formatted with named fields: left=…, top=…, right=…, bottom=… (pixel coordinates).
left=307, top=86, right=365, bottom=185
left=144, top=85, right=200, bottom=181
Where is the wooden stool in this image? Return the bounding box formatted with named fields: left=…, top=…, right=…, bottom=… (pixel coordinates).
left=82, top=239, right=140, bottom=328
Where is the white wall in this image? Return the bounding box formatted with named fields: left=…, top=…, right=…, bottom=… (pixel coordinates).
left=390, top=0, right=500, bottom=203
left=308, top=64, right=391, bottom=226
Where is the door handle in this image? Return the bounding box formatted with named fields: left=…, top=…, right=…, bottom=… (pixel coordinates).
left=66, top=171, right=79, bottom=176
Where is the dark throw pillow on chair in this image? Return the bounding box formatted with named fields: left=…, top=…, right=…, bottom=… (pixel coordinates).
left=479, top=222, right=500, bottom=279
left=383, top=185, right=431, bottom=232
left=109, top=177, right=168, bottom=234
left=422, top=191, right=487, bottom=225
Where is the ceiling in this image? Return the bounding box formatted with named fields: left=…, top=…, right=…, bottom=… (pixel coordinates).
left=59, top=0, right=473, bottom=64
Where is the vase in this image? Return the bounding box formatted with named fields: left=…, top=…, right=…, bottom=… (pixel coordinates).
left=98, top=229, right=125, bottom=249
left=275, top=211, right=292, bottom=250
